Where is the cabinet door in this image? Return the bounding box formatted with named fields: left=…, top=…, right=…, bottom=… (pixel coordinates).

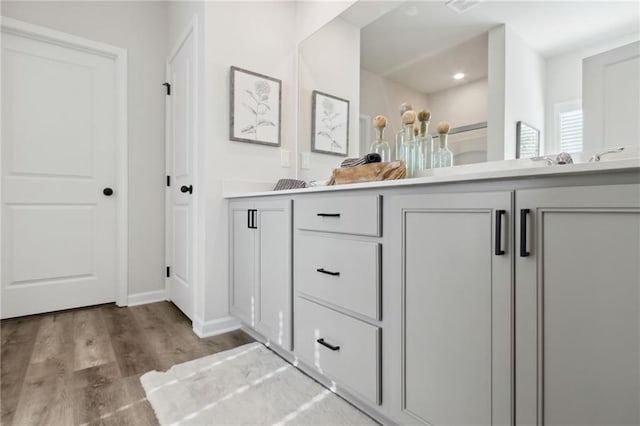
left=229, top=200, right=256, bottom=326
left=392, top=191, right=513, bottom=426
left=516, top=184, right=640, bottom=426
left=256, top=199, right=292, bottom=350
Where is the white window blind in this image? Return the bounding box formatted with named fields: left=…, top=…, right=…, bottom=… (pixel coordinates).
left=559, top=109, right=583, bottom=153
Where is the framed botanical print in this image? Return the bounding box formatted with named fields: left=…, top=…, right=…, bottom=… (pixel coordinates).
left=311, top=90, right=349, bottom=156
left=516, top=121, right=540, bottom=159
left=230, top=66, right=281, bottom=146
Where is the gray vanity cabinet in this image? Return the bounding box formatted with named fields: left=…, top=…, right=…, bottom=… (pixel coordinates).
left=229, top=199, right=292, bottom=350
left=389, top=191, right=513, bottom=426
left=515, top=184, right=640, bottom=426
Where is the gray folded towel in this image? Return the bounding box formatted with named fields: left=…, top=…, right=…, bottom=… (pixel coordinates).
left=340, top=153, right=382, bottom=168
left=273, top=179, right=307, bottom=191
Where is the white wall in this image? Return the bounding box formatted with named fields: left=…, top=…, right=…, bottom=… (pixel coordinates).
left=427, top=78, right=488, bottom=130
left=545, top=33, right=639, bottom=153
left=294, top=0, right=357, bottom=43
left=360, top=69, right=430, bottom=149
left=200, top=1, right=297, bottom=325
left=2, top=1, right=169, bottom=297
left=488, top=25, right=545, bottom=160
left=298, top=17, right=360, bottom=182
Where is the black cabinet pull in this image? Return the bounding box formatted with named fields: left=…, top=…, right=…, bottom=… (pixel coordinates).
left=247, top=209, right=258, bottom=229
left=520, top=209, right=531, bottom=257
left=103, top=187, right=113, bottom=196
left=317, top=338, right=340, bottom=351
left=317, top=213, right=340, bottom=217
left=495, top=210, right=506, bottom=255
left=180, top=185, right=193, bottom=194
left=316, top=268, right=340, bottom=276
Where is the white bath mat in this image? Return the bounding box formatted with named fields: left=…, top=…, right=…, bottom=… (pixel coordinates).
left=140, top=342, right=377, bottom=425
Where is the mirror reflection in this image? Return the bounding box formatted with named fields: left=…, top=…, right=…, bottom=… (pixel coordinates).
left=297, top=0, right=639, bottom=182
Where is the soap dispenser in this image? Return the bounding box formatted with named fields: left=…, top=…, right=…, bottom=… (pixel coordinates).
left=369, top=115, right=391, bottom=162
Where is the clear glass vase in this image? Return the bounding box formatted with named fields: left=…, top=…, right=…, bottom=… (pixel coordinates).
left=370, top=127, right=390, bottom=162
left=433, top=133, right=453, bottom=168
left=399, top=124, right=420, bottom=177
left=417, top=120, right=432, bottom=170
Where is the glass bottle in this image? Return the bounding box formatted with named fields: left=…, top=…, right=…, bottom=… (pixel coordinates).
left=395, top=102, right=413, bottom=160
left=433, top=132, right=453, bottom=168
left=398, top=111, right=420, bottom=177
left=369, top=115, right=391, bottom=162
left=417, top=110, right=432, bottom=169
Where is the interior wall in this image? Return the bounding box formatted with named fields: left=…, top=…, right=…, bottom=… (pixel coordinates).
left=202, top=1, right=297, bottom=323
left=1, top=1, right=169, bottom=297
left=487, top=25, right=506, bottom=162
left=427, top=78, right=488, bottom=130
left=294, top=0, right=357, bottom=43
left=503, top=25, right=546, bottom=159
left=298, top=17, right=360, bottom=183
left=360, top=69, right=430, bottom=151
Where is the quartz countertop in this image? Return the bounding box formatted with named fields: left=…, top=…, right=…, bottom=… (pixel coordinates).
left=223, top=158, right=640, bottom=199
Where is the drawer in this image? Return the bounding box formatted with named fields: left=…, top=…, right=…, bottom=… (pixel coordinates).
left=295, top=297, right=381, bottom=405
left=296, top=234, right=380, bottom=320
left=295, top=194, right=381, bottom=236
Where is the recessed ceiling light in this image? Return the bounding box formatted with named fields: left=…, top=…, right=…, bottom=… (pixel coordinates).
left=453, top=73, right=465, bottom=80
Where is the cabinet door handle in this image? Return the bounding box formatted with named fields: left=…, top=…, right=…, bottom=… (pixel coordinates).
left=247, top=209, right=258, bottom=229
left=316, top=268, right=340, bottom=276
left=317, top=213, right=340, bottom=217
left=495, top=209, right=506, bottom=255
left=317, top=338, right=340, bottom=351
left=520, top=209, right=531, bottom=257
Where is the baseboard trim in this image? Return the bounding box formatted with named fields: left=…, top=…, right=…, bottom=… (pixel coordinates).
left=127, top=290, right=166, bottom=306
left=192, top=315, right=242, bottom=338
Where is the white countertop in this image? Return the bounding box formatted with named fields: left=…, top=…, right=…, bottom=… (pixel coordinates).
left=224, top=158, right=640, bottom=199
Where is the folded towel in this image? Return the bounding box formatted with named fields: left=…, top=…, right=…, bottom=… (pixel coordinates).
left=340, top=153, right=382, bottom=168
left=328, top=160, right=406, bottom=185
left=273, top=179, right=307, bottom=191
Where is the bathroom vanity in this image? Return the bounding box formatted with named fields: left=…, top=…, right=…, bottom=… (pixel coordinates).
left=227, top=160, right=640, bottom=425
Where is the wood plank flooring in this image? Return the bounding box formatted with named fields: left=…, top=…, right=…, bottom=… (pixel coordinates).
left=1, top=302, right=254, bottom=425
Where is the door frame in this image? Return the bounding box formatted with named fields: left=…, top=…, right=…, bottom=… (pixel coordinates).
left=165, top=16, right=200, bottom=319
left=0, top=17, right=129, bottom=307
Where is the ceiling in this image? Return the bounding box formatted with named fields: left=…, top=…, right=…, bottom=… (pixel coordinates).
left=358, top=0, right=639, bottom=94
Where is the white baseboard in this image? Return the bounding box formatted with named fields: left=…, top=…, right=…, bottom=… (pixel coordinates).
left=192, top=315, right=242, bottom=338
left=127, top=290, right=166, bottom=306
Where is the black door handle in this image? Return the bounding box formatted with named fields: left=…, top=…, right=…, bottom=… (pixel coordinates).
left=181, top=185, right=193, bottom=194
left=317, top=338, right=340, bottom=351
left=317, top=213, right=340, bottom=217
left=316, top=268, right=340, bottom=276
left=520, top=209, right=531, bottom=257
left=495, top=210, right=506, bottom=255
left=103, top=187, right=113, bottom=196
left=247, top=209, right=257, bottom=229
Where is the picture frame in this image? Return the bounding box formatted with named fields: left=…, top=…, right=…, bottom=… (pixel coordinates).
left=516, top=121, right=540, bottom=159
left=311, top=90, right=350, bottom=156
left=230, top=66, right=282, bottom=146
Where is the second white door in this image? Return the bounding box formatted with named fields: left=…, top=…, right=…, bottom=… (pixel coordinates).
left=166, top=25, right=196, bottom=319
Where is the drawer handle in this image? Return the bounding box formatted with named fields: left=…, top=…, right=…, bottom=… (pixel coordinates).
left=316, top=268, right=340, bottom=277
left=520, top=209, right=531, bottom=257
left=317, top=213, right=340, bottom=217
left=317, top=338, right=340, bottom=351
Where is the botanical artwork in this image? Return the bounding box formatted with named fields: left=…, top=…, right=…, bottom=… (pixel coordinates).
left=311, top=91, right=349, bottom=156
left=230, top=66, right=281, bottom=146
left=516, top=121, right=540, bottom=159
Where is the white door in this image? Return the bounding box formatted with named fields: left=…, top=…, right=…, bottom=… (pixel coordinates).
left=1, top=24, right=124, bottom=318
left=583, top=41, right=640, bottom=151
left=166, top=27, right=196, bottom=319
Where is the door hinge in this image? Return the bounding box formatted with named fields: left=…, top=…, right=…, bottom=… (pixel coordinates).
left=166, top=175, right=171, bottom=187
left=162, top=82, right=171, bottom=95
left=166, top=266, right=170, bottom=278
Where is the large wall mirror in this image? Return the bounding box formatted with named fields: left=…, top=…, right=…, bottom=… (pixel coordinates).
left=297, top=0, right=639, bottom=181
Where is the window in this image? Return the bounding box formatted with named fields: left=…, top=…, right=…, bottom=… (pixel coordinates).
left=559, top=109, right=583, bottom=153
left=554, top=100, right=583, bottom=154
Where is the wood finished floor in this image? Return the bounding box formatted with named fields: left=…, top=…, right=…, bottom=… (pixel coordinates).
left=1, top=302, right=254, bottom=426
